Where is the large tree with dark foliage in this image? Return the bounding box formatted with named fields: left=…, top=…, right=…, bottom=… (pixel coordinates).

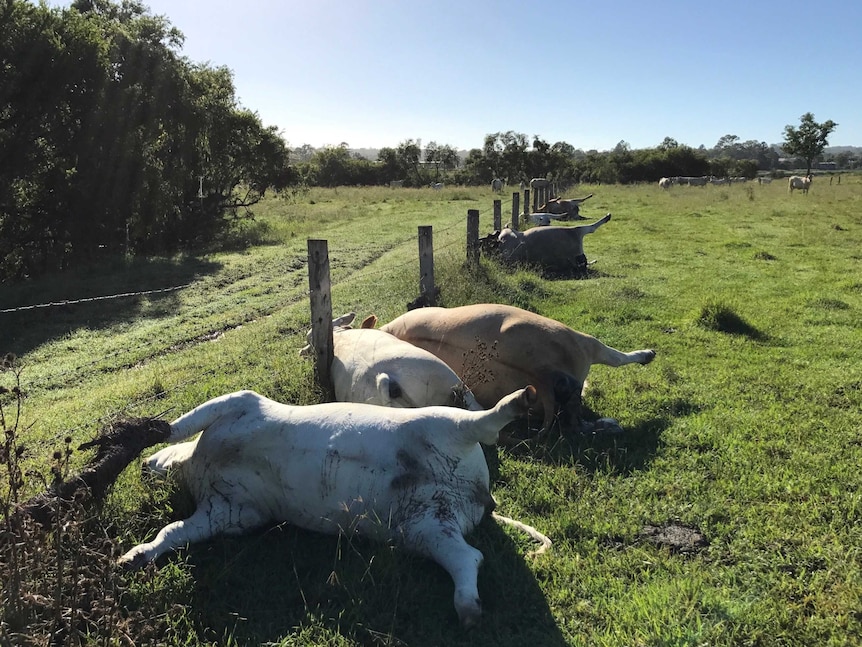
left=782, top=113, right=837, bottom=176
left=0, top=0, right=293, bottom=282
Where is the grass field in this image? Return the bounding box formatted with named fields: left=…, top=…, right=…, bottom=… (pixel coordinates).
left=2, top=178, right=861, bottom=646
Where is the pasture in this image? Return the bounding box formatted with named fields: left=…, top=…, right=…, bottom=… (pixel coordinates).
left=2, top=178, right=861, bottom=646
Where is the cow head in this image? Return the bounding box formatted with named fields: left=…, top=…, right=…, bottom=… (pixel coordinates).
left=299, top=312, right=357, bottom=356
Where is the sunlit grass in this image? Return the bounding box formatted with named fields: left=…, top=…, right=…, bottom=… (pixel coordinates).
left=2, top=177, right=861, bottom=645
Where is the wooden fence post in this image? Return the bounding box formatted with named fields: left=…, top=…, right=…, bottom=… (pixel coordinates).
left=523, top=189, right=530, bottom=216
left=511, top=192, right=520, bottom=231
left=493, top=199, right=502, bottom=230
left=307, top=239, right=334, bottom=401
left=466, top=209, right=479, bottom=267
left=418, top=225, right=436, bottom=306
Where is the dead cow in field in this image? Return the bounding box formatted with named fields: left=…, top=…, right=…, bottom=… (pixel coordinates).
left=495, top=213, right=612, bottom=275
left=380, top=303, right=655, bottom=438
left=537, top=194, right=593, bottom=219
left=301, top=313, right=480, bottom=410
left=118, top=387, right=549, bottom=628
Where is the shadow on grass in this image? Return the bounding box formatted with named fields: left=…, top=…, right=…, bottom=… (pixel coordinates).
left=0, top=255, right=221, bottom=355
left=695, top=300, right=768, bottom=342
left=176, top=518, right=567, bottom=646
left=488, top=401, right=692, bottom=477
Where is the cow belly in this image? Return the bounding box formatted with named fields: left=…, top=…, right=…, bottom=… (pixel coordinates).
left=182, top=429, right=491, bottom=541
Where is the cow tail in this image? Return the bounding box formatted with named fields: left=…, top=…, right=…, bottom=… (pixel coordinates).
left=492, top=512, right=552, bottom=556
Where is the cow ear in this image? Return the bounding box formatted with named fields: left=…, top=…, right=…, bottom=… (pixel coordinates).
left=375, top=373, right=402, bottom=404
left=521, top=385, right=538, bottom=408
left=360, top=315, right=378, bottom=329
left=333, top=312, right=356, bottom=327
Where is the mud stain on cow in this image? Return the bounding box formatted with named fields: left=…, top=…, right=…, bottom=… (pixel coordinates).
left=320, top=448, right=339, bottom=496
left=390, top=449, right=423, bottom=491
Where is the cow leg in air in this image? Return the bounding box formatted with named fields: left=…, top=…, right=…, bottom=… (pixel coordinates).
left=576, top=213, right=611, bottom=238
left=589, top=340, right=656, bottom=368
left=118, top=498, right=264, bottom=569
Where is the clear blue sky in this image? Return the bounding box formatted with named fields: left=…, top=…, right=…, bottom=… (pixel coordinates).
left=88, top=0, right=862, bottom=151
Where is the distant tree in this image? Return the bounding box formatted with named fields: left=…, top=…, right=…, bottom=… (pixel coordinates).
left=714, top=134, right=740, bottom=154
left=658, top=137, right=679, bottom=151
left=396, top=139, right=423, bottom=185
left=423, top=141, right=459, bottom=180
left=783, top=113, right=837, bottom=175
left=292, top=144, right=317, bottom=162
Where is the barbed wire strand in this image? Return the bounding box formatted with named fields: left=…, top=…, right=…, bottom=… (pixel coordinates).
left=6, top=203, right=506, bottom=450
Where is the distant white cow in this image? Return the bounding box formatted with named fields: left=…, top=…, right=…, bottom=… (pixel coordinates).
left=658, top=177, right=671, bottom=189
left=431, top=182, right=444, bottom=190
left=491, top=178, right=503, bottom=193
left=788, top=174, right=812, bottom=194
left=301, top=313, right=481, bottom=410
left=118, top=386, right=549, bottom=628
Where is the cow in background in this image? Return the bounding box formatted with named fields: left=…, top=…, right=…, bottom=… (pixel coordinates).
left=788, top=174, right=812, bottom=194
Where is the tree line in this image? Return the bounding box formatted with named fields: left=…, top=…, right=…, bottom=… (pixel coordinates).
left=1, top=0, right=293, bottom=282
left=291, top=123, right=839, bottom=191
left=1, top=1, right=838, bottom=284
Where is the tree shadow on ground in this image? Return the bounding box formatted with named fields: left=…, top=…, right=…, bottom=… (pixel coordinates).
left=0, top=255, right=221, bottom=355
left=175, top=517, right=567, bottom=646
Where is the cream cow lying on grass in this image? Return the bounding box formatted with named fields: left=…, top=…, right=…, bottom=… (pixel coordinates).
left=301, top=313, right=481, bottom=410
left=381, top=303, right=656, bottom=438
left=118, top=387, right=549, bottom=628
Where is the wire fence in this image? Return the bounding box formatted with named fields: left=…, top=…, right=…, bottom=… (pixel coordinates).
left=4, top=204, right=500, bottom=454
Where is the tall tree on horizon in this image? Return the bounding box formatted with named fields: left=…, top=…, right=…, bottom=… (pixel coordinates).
left=782, top=113, right=837, bottom=175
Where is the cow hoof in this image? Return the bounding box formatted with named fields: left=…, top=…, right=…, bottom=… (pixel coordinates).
left=582, top=418, right=624, bottom=435
left=457, top=600, right=482, bottom=630
left=117, top=549, right=149, bottom=571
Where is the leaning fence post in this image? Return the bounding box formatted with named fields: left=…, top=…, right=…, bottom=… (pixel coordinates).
left=466, top=209, right=479, bottom=267
left=493, top=199, right=502, bottom=231
left=418, top=225, right=436, bottom=306
left=511, top=192, right=520, bottom=231
left=307, top=239, right=334, bottom=401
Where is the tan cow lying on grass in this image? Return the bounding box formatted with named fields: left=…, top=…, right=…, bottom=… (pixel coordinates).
left=301, top=313, right=481, bottom=410
left=118, top=387, right=549, bottom=628
left=381, top=303, right=655, bottom=437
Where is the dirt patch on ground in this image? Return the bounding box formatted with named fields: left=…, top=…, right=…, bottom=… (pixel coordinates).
left=639, top=522, right=708, bottom=554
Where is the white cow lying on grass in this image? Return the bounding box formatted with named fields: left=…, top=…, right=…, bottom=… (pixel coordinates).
left=118, top=387, right=549, bottom=628
left=301, top=313, right=481, bottom=410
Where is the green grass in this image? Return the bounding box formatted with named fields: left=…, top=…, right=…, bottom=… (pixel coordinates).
left=2, top=178, right=862, bottom=645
